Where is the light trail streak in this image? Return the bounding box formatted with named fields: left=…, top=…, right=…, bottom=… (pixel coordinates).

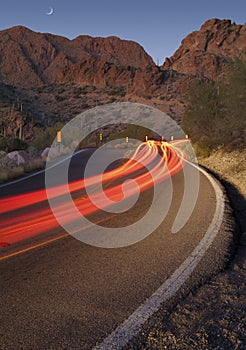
left=0, top=140, right=188, bottom=247
left=0, top=143, right=151, bottom=214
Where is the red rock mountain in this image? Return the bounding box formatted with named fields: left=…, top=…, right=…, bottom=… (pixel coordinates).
left=0, top=26, right=155, bottom=88
left=163, top=19, right=246, bottom=79
left=0, top=18, right=245, bottom=134
left=1, top=20, right=245, bottom=90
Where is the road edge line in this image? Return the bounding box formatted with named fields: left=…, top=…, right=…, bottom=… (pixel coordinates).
left=0, top=149, right=87, bottom=188
left=94, top=162, right=225, bottom=350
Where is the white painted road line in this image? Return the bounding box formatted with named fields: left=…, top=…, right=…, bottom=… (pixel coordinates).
left=0, top=149, right=225, bottom=349
left=0, top=149, right=87, bottom=188
left=94, top=162, right=225, bottom=350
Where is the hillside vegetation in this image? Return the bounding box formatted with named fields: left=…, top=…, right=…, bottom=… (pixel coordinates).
left=0, top=20, right=246, bottom=155
left=182, top=58, right=246, bottom=156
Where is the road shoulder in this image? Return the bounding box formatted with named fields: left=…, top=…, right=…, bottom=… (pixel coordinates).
left=125, top=150, right=245, bottom=349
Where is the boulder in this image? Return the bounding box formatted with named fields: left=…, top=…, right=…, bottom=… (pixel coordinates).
left=27, top=146, right=40, bottom=158
left=6, top=150, right=34, bottom=166
left=0, top=151, right=7, bottom=158
left=41, top=147, right=51, bottom=159
left=0, top=155, right=16, bottom=169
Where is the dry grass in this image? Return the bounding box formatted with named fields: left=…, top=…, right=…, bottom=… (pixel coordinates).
left=7, top=166, right=25, bottom=180
left=23, top=159, right=45, bottom=173
left=0, top=169, right=9, bottom=182
left=199, top=148, right=246, bottom=235
left=126, top=148, right=246, bottom=350
left=0, top=159, right=45, bottom=183
left=198, top=148, right=246, bottom=196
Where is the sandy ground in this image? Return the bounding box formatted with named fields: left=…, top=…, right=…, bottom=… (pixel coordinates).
left=126, top=149, right=246, bottom=349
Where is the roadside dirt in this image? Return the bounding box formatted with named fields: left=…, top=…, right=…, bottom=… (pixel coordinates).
left=126, top=149, right=246, bottom=349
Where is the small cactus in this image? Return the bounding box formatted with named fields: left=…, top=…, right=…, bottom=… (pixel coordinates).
left=19, top=123, right=23, bottom=140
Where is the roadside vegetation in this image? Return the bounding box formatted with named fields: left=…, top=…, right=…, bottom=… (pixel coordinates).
left=0, top=59, right=245, bottom=183
left=0, top=137, right=28, bottom=153
left=30, top=123, right=64, bottom=150
left=0, top=123, right=65, bottom=153
left=182, top=58, right=246, bottom=156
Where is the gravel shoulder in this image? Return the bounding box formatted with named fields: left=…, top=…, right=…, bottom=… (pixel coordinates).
left=126, top=148, right=246, bottom=350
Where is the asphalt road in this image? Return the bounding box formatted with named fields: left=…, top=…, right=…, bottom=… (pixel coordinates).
left=0, top=148, right=217, bottom=349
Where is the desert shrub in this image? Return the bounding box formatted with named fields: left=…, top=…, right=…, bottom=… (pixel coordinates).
left=81, top=103, right=90, bottom=109
left=55, top=95, right=66, bottom=102
left=193, top=142, right=213, bottom=157
left=31, top=123, right=64, bottom=150
left=128, top=66, right=136, bottom=73
left=182, top=58, right=246, bottom=153
left=8, top=165, right=25, bottom=179
left=57, top=87, right=66, bottom=94
left=109, top=97, right=116, bottom=103
left=0, top=169, right=8, bottom=182
left=0, top=137, right=9, bottom=152
left=108, top=86, right=126, bottom=97
left=182, top=80, right=224, bottom=149
left=0, top=136, right=28, bottom=152
left=73, top=86, right=88, bottom=98
left=73, top=87, right=81, bottom=98
left=105, top=123, right=159, bottom=143
left=23, top=159, right=45, bottom=173
left=80, top=86, right=88, bottom=94
left=222, top=58, right=246, bottom=142
left=144, top=95, right=152, bottom=100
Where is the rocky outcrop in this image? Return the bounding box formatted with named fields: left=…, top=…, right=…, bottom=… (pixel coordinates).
left=0, top=26, right=155, bottom=88
left=6, top=150, right=34, bottom=165
left=0, top=19, right=245, bottom=129
left=1, top=20, right=245, bottom=91
left=162, top=19, right=246, bottom=79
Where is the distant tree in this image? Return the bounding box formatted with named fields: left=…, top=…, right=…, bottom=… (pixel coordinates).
left=0, top=137, right=28, bottom=152
left=182, top=79, right=223, bottom=151
left=31, top=122, right=64, bottom=150
left=182, top=58, right=246, bottom=154
left=221, top=58, right=246, bottom=146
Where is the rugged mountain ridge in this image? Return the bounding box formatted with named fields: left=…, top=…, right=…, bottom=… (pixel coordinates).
left=0, top=25, right=155, bottom=88
left=0, top=18, right=245, bottom=139
left=1, top=19, right=245, bottom=90
left=163, top=18, right=246, bottom=79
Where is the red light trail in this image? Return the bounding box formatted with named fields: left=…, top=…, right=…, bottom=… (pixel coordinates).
left=0, top=140, right=188, bottom=246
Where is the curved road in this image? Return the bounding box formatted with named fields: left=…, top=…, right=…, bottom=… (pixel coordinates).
left=0, top=146, right=221, bottom=349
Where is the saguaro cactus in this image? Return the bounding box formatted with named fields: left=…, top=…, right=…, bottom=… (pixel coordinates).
left=19, top=123, right=23, bottom=140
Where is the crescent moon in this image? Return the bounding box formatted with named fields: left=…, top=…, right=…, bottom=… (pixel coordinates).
left=46, top=7, right=54, bottom=15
